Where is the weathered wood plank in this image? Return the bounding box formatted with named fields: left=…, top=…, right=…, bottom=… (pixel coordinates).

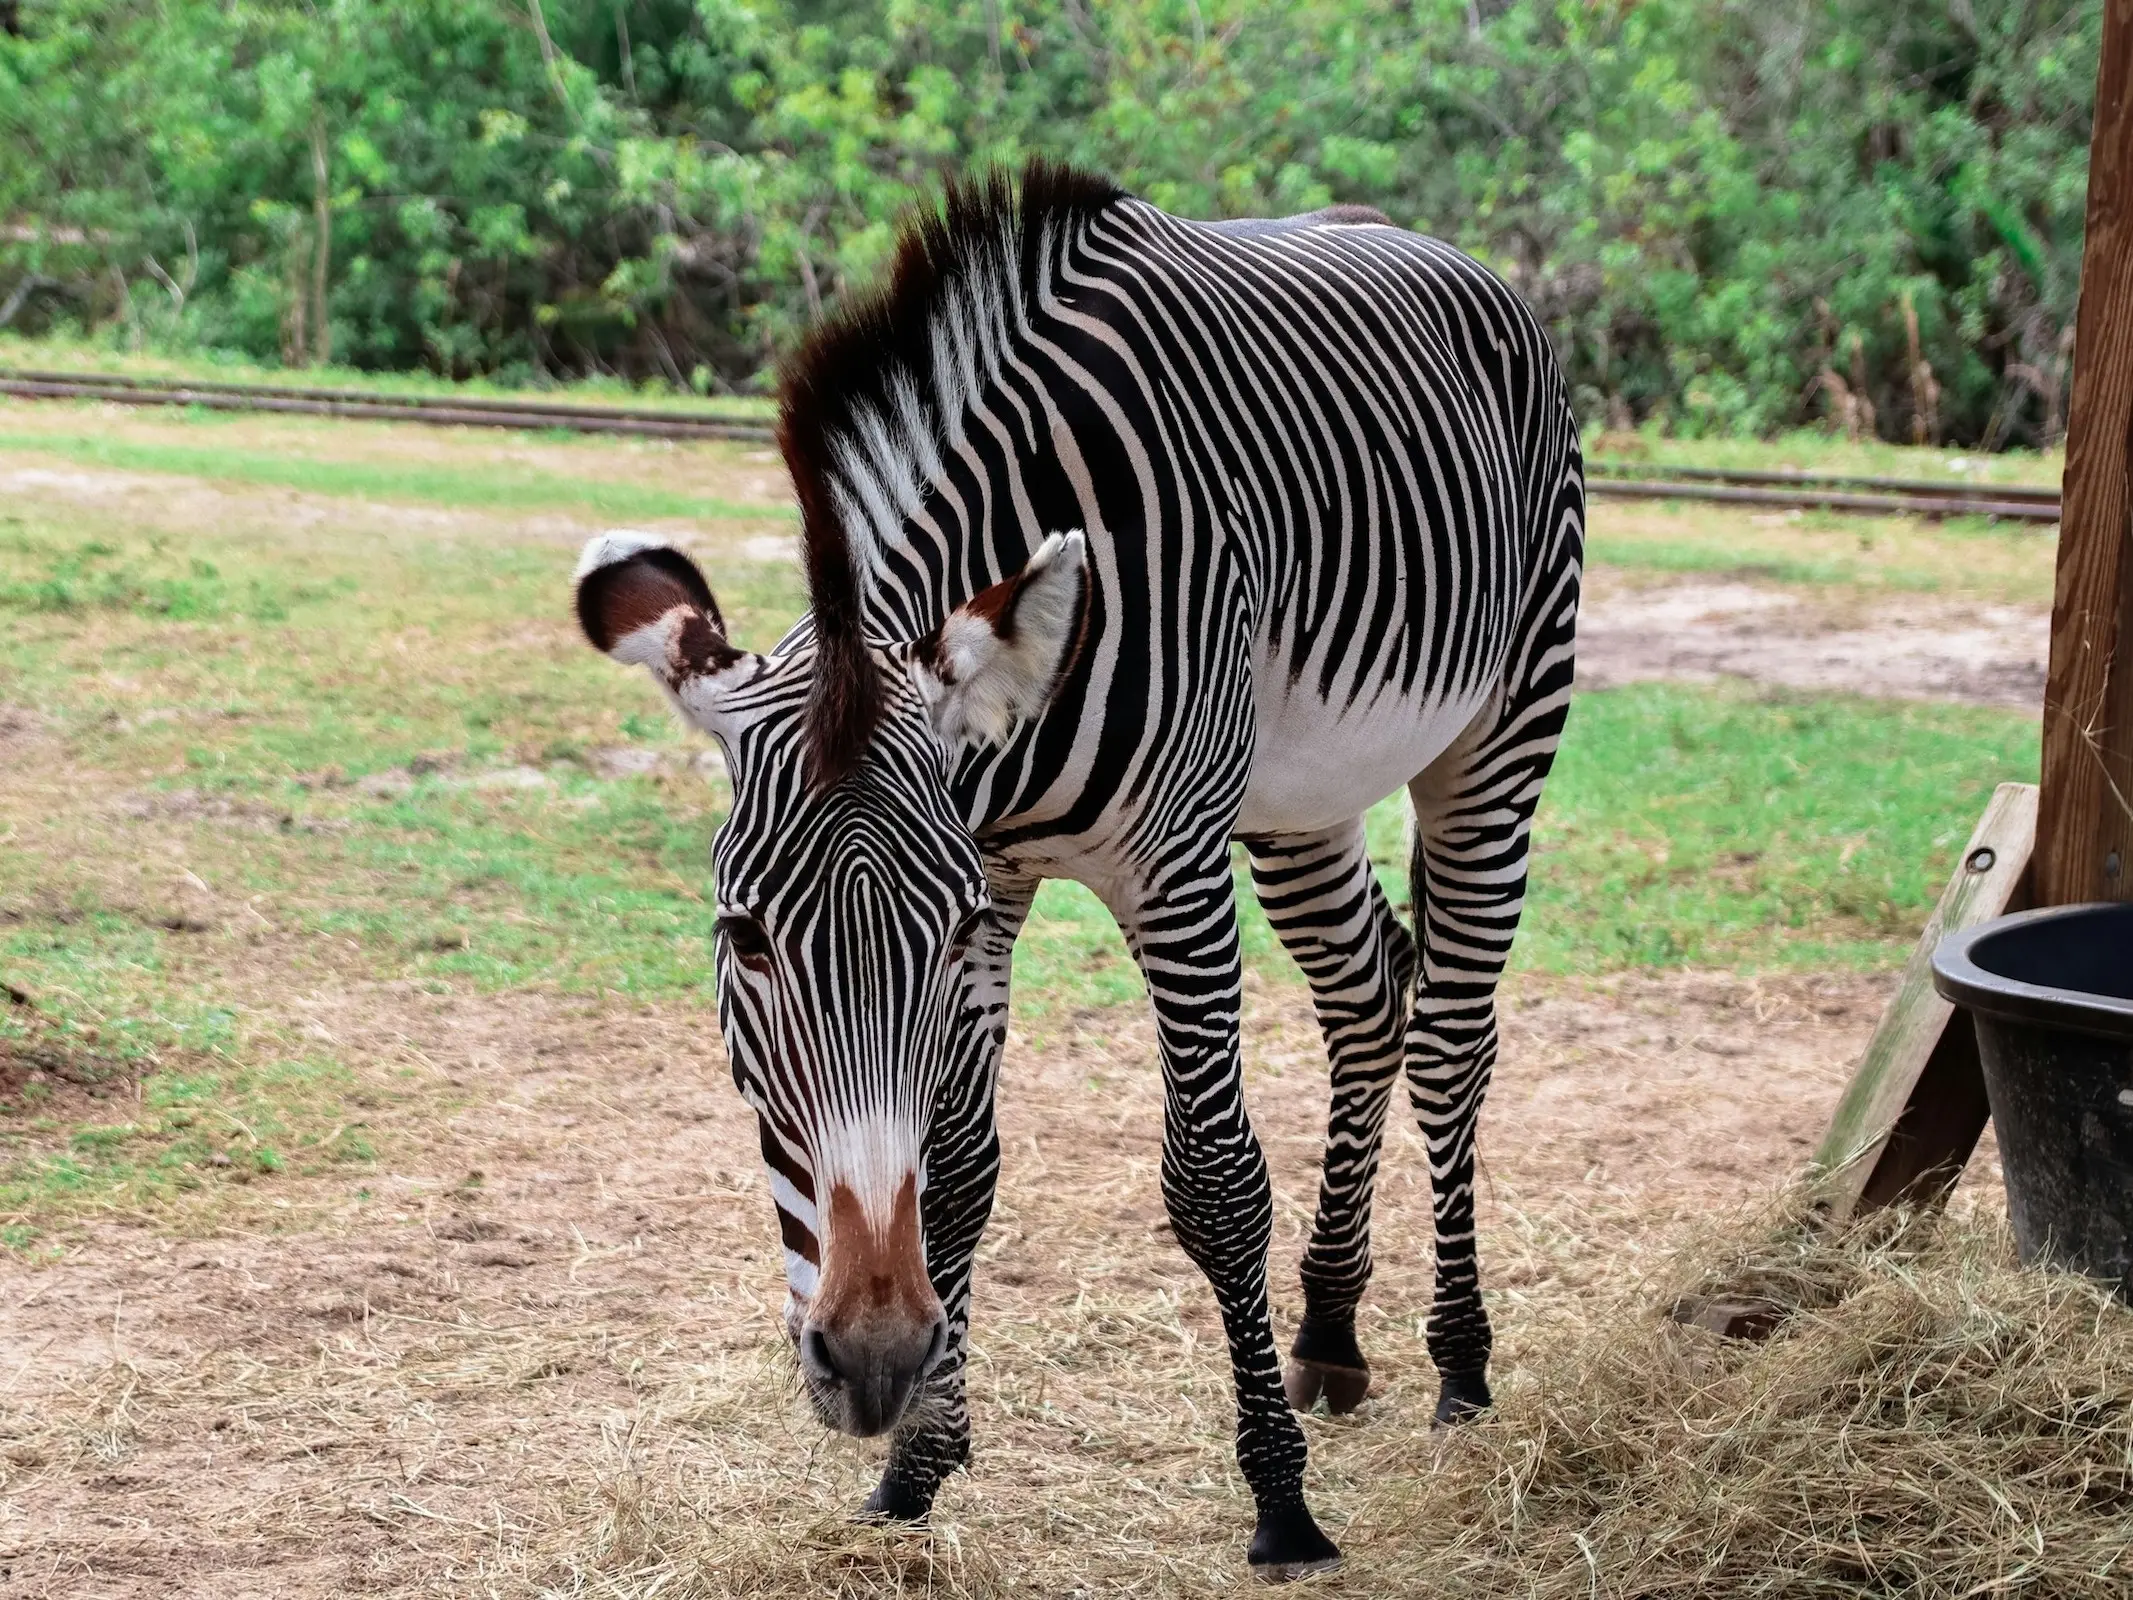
left=1812, top=782, right=2036, bottom=1221
left=1669, top=1295, right=1789, bottom=1342
left=2039, top=1, right=2133, bottom=908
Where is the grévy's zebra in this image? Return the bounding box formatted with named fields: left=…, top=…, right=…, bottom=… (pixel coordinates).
left=572, top=163, right=1583, bottom=1580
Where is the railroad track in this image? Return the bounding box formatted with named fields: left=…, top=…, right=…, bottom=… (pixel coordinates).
left=0, top=367, right=2062, bottom=520
left=1586, top=460, right=2060, bottom=523
left=0, top=367, right=778, bottom=443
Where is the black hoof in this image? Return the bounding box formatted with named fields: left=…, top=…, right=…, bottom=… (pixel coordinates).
left=1285, top=1355, right=1370, bottom=1414
left=858, top=1472, right=934, bottom=1524
left=1432, top=1368, right=1492, bottom=1429
left=1287, top=1315, right=1369, bottom=1413
left=1248, top=1505, right=1342, bottom=1583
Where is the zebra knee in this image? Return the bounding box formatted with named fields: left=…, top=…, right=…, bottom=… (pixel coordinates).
left=1161, top=1179, right=1272, bottom=1285
left=1403, top=1020, right=1498, bottom=1119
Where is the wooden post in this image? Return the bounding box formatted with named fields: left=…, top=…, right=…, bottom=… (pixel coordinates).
left=1697, top=13, right=2133, bottom=1337
left=2038, top=0, right=2133, bottom=909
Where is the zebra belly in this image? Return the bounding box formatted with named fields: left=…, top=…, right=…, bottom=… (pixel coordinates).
left=1235, top=670, right=1494, bottom=836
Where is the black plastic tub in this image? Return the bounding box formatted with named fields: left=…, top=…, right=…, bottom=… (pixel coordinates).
left=1931, top=902, right=2133, bottom=1298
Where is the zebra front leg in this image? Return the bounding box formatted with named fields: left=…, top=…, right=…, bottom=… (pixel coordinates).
left=1244, top=825, right=1416, bottom=1417
left=865, top=876, right=1034, bottom=1521
left=1122, top=858, right=1340, bottom=1580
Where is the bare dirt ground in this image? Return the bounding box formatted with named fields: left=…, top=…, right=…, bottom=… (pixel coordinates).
left=1576, top=571, right=2048, bottom=709
left=0, top=966, right=1964, bottom=1597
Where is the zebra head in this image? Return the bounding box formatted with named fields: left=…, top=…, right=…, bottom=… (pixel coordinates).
left=573, top=528, right=1086, bottom=1437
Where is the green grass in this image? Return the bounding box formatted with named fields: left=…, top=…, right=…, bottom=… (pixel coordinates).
left=0, top=417, right=2047, bottom=1231
left=0, top=911, right=383, bottom=1223
left=0, top=527, right=358, bottom=619
left=1582, top=528, right=1988, bottom=592
left=1517, top=686, right=2036, bottom=970
left=1580, top=499, right=2055, bottom=606
left=1586, top=534, right=1891, bottom=589
left=1, top=1039, right=376, bottom=1220
left=0, top=425, right=787, bottom=523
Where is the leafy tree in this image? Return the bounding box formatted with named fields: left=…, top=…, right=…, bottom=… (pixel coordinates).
left=0, top=0, right=2104, bottom=444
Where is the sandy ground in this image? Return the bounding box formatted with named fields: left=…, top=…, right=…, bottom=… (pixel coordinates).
left=0, top=965, right=1981, bottom=1597
left=1576, top=572, right=2048, bottom=709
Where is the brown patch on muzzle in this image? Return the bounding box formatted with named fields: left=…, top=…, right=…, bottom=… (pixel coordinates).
left=814, top=1175, right=938, bottom=1331
left=802, top=1174, right=947, bottom=1437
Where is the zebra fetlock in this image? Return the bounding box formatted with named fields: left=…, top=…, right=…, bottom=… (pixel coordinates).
left=862, top=1381, right=973, bottom=1522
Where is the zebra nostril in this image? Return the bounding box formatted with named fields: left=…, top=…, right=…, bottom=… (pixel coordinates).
left=800, top=1325, right=844, bottom=1388
left=917, top=1314, right=950, bottom=1377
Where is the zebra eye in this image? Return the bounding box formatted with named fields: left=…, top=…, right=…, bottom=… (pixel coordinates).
left=720, top=914, right=772, bottom=966
left=948, top=907, right=990, bottom=963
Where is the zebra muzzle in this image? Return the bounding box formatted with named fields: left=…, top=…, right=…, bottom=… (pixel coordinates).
left=800, top=1175, right=948, bottom=1437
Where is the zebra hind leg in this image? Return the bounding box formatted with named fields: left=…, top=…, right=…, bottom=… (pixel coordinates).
left=1405, top=672, right=1570, bottom=1428
left=1244, top=825, right=1416, bottom=1417
left=861, top=876, right=1033, bottom=1522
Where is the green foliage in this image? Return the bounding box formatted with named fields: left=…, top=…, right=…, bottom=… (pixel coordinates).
left=0, top=1, right=2104, bottom=445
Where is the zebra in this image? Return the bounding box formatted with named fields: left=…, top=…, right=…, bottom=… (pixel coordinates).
left=572, top=162, right=1583, bottom=1580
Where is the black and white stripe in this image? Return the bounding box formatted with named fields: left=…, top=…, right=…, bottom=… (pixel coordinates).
left=575, top=163, right=1583, bottom=1577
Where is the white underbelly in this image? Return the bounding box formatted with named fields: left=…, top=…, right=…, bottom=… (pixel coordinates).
left=1235, top=669, right=1494, bottom=836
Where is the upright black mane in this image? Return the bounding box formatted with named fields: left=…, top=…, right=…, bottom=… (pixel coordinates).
left=777, top=160, right=1125, bottom=789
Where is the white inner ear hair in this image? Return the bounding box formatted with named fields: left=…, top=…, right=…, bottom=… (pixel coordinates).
left=926, top=531, right=1085, bottom=746
left=574, top=528, right=672, bottom=580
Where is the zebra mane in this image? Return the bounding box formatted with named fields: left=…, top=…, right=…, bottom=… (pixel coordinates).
left=777, top=159, right=1125, bottom=790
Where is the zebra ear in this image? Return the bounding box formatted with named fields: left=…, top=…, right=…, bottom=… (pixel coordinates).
left=910, top=531, right=1088, bottom=748
left=574, top=532, right=760, bottom=730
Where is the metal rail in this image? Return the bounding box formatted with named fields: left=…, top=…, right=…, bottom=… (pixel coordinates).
left=0, top=367, right=2064, bottom=519
left=0, top=369, right=778, bottom=442
left=1586, top=458, right=2060, bottom=506
left=1587, top=475, right=2060, bottom=523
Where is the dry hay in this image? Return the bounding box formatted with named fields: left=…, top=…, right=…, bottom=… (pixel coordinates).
left=497, top=1208, right=2133, bottom=1598
left=1341, top=1205, right=2133, bottom=1599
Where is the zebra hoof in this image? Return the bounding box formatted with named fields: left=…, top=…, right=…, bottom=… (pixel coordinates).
left=857, top=1473, right=933, bottom=1524
left=1248, top=1506, right=1342, bottom=1582
left=1287, top=1314, right=1369, bottom=1414
left=1284, top=1355, right=1371, bottom=1415
left=1432, top=1369, right=1492, bottom=1429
